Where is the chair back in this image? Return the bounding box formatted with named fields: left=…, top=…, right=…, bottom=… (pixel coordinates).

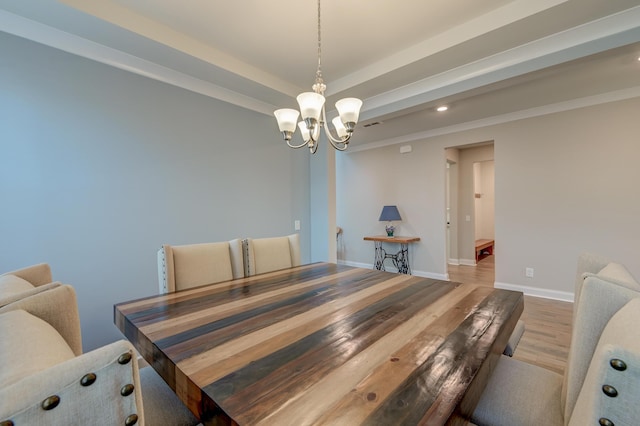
left=1, top=263, right=60, bottom=308
left=571, top=252, right=610, bottom=320
left=157, top=239, right=244, bottom=293
left=568, top=297, right=640, bottom=425
left=1, top=263, right=52, bottom=287
left=243, top=234, right=301, bottom=276
left=561, top=255, right=640, bottom=421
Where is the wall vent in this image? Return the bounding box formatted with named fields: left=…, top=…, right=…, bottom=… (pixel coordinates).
left=363, top=121, right=382, bottom=128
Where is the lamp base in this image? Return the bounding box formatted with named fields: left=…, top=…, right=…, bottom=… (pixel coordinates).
left=386, top=230, right=394, bottom=237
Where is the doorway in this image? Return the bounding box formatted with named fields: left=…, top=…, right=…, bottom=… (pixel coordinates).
left=445, top=143, right=495, bottom=270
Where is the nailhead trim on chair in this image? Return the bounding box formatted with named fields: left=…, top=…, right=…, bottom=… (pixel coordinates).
left=609, top=358, right=627, bottom=371
left=242, top=239, right=251, bottom=276
left=597, top=357, right=627, bottom=426
left=160, top=247, right=168, bottom=293
left=80, top=372, right=97, bottom=386
left=125, top=414, right=139, bottom=425
left=602, top=384, right=618, bottom=398
left=41, top=395, right=60, bottom=410
left=117, top=350, right=139, bottom=425
left=121, top=384, right=135, bottom=397
left=118, top=351, right=132, bottom=365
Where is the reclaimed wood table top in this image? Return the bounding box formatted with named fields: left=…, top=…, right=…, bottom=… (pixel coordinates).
left=114, top=263, right=523, bottom=426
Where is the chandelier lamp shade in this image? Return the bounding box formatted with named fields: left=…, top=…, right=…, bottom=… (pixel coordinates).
left=274, top=0, right=363, bottom=154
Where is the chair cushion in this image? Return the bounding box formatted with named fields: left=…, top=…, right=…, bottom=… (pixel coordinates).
left=472, top=355, right=564, bottom=426
left=252, top=236, right=293, bottom=274
left=172, top=242, right=234, bottom=290
left=0, top=274, right=34, bottom=297
left=0, top=310, right=75, bottom=387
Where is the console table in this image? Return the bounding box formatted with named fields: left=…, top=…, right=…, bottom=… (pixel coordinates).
left=364, top=235, right=420, bottom=274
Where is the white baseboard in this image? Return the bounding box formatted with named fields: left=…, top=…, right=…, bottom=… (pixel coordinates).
left=338, top=262, right=575, bottom=302
left=412, top=270, right=449, bottom=280
left=338, top=260, right=370, bottom=269
left=447, top=258, right=460, bottom=266
left=494, top=281, right=574, bottom=303
left=337, top=260, right=448, bottom=281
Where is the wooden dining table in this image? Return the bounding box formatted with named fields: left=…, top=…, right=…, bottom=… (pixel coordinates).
left=114, top=263, right=523, bottom=425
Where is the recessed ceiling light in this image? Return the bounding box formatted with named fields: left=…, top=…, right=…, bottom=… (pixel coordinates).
left=436, top=106, right=448, bottom=112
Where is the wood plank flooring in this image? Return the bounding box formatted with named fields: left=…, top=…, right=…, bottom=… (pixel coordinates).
left=448, top=256, right=573, bottom=375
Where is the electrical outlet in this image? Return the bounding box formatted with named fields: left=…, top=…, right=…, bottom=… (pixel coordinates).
left=525, top=267, right=534, bottom=278
left=294, top=220, right=300, bottom=231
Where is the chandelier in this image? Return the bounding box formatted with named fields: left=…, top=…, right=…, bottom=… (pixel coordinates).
left=274, top=0, right=363, bottom=154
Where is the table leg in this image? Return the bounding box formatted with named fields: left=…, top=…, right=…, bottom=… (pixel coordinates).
left=373, top=241, right=386, bottom=271
left=392, top=243, right=411, bottom=274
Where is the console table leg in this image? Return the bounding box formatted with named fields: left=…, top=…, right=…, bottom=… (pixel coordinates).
left=373, top=241, right=386, bottom=271
left=394, top=243, right=411, bottom=274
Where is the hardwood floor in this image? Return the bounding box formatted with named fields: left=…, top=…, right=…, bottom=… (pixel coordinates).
left=448, top=255, right=573, bottom=375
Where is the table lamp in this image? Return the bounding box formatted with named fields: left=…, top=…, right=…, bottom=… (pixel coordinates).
left=379, top=205, right=402, bottom=237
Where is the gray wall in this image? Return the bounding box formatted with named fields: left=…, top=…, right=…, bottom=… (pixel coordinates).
left=337, top=142, right=446, bottom=278
left=337, top=97, right=640, bottom=299
left=0, top=33, right=311, bottom=350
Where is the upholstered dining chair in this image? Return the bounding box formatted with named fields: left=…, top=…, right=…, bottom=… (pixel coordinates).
left=157, top=239, right=244, bottom=293
left=0, top=284, right=199, bottom=426
left=471, top=253, right=640, bottom=426
left=243, top=233, right=301, bottom=276
left=0, top=263, right=60, bottom=307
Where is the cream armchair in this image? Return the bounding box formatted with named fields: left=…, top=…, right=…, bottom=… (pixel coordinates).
left=0, top=285, right=198, bottom=426
left=471, top=253, right=640, bottom=426
left=157, top=239, right=244, bottom=293
left=0, top=263, right=60, bottom=307
left=243, top=233, right=301, bottom=276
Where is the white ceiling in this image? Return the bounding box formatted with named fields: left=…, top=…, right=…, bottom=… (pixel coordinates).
left=1, top=0, right=640, bottom=149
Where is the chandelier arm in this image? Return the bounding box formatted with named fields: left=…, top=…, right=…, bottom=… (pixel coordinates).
left=322, top=119, right=350, bottom=148
left=287, top=139, right=310, bottom=149
left=320, top=105, right=350, bottom=147
left=328, top=138, right=349, bottom=151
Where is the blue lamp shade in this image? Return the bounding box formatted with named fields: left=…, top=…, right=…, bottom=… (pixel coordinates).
left=379, top=205, right=402, bottom=222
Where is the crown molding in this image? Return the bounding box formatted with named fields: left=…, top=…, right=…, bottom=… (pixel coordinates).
left=0, top=9, right=278, bottom=116
left=1, top=6, right=639, bottom=122
left=359, top=6, right=640, bottom=121
left=348, top=86, right=640, bottom=153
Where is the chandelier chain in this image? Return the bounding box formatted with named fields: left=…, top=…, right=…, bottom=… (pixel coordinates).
left=315, top=0, right=324, bottom=88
